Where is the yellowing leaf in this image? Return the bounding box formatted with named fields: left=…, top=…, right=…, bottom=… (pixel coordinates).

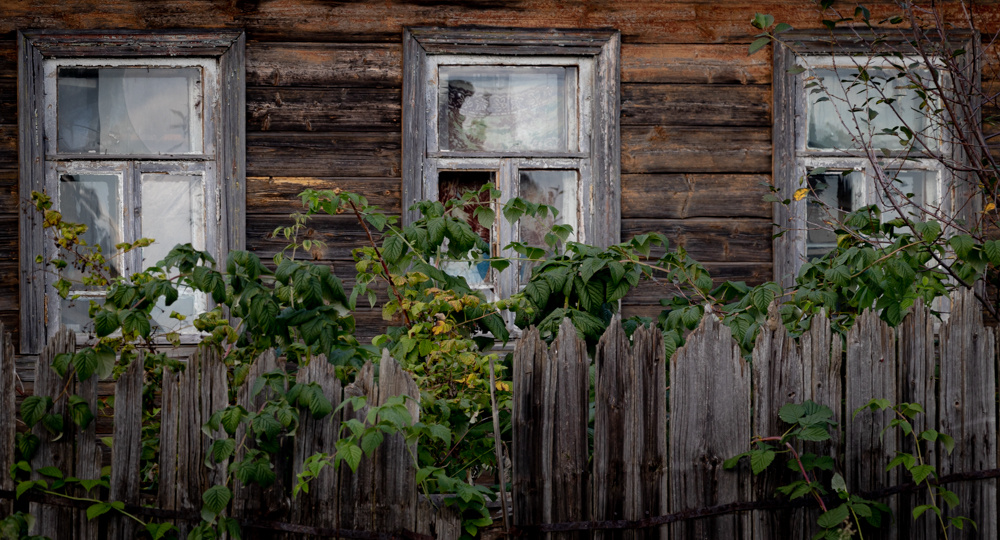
left=985, top=203, right=996, bottom=213
left=794, top=188, right=810, bottom=201
left=495, top=381, right=511, bottom=392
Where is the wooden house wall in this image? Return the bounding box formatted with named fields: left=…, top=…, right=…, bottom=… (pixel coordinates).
left=1, top=1, right=998, bottom=349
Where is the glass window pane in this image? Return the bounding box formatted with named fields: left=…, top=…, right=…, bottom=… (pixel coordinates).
left=141, top=173, right=206, bottom=332
left=61, top=296, right=103, bottom=333
left=140, top=173, right=206, bottom=268
left=806, top=171, right=862, bottom=258
left=438, top=170, right=494, bottom=287
left=806, top=67, right=935, bottom=151
left=59, top=173, right=122, bottom=286
left=438, top=66, right=576, bottom=152
left=519, top=170, right=578, bottom=282
left=881, top=170, right=938, bottom=224
left=57, top=67, right=202, bottom=155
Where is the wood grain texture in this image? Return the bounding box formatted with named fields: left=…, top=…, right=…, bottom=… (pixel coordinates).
left=246, top=213, right=391, bottom=261
left=247, top=87, right=400, bottom=132
left=622, top=262, right=772, bottom=308
left=512, top=327, right=546, bottom=529
left=622, top=43, right=771, bottom=84
left=17, top=31, right=44, bottom=355
left=621, top=174, right=771, bottom=219
left=247, top=176, right=401, bottom=215
left=373, top=350, right=421, bottom=533
left=621, top=218, right=773, bottom=263
left=938, top=288, right=997, bottom=540
left=0, top=170, right=17, bottom=214
left=621, top=126, right=771, bottom=174
left=621, top=84, right=771, bottom=127
left=845, top=310, right=898, bottom=540
left=247, top=43, right=401, bottom=87
left=0, top=323, right=13, bottom=518
left=291, top=355, right=343, bottom=530
left=340, top=361, right=376, bottom=531
left=108, top=357, right=144, bottom=539
left=669, top=313, right=750, bottom=539
left=247, top=131, right=401, bottom=178
left=750, top=306, right=840, bottom=540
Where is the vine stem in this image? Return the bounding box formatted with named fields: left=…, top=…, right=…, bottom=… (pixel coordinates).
left=755, top=435, right=828, bottom=513
left=347, top=201, right=411, bottom=327
left=39, top=489, right=148, bottom=527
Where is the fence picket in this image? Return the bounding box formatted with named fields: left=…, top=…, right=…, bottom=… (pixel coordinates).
left=374, top=349, right=421, bottom=532
left=669, top=313, right=751, bottom=539
left=0, top=324, right=13, bottom=520
left=291, top=354, right=343, bottom=531
left=108, top=355, right=144, bottom=538
left=513, top=327, right=547, bottom=530
left=939, top=288, right=998, bottom=539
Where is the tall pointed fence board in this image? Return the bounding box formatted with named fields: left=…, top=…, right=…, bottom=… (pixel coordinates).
left=0, top=324, right=14, bottom=520
left=593, top=318, right=667, bottom=540
left=846, top=310, right=899, bottom=540
left=669, top=313, right=751, bottom=539
left=751, top=308, right=841, bottom=540
left=938, top=288, right=997, bottom=539
left=108, top=355, right=144, bottom=538
left=158, top=345, right=229, bottom=537
left=896, top=301, right=937, bottom=540
left=28, top=326, right=100, bottom=539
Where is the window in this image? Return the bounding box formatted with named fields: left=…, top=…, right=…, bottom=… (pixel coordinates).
left=403, top=28, right=620, bottom=300
left=772, top=32, right=976, bottom=289
left=18, top=31, right=246, bottom=353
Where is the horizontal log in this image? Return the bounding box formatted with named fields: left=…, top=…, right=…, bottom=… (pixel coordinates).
left=247, top=132, right=401, bottom=178
left=622, top=126, right=772, bottom=174
left=0, top=79, right=13, bottom=125
left=622, top=83, right=770, bottom=127
left=247, top=177, right=401, bottom=214
left=247, top=87, right=400, bottom=132
left=247, top=213, right=391, bottom=261
left=622, top=44, right=772, bottom=85
left=7, top=2, right=993, bottom=44
left=621, top=174, right=771, bottom=219
left=247, top=43, right=401, bottom=87
left=0, top=124, right=14, bottom=164
left=622, top=262, right=772, bottom=306
left=0, top=170, right=16, bottom=214
left=622, top=218, right=772, bottom=263
left=0, top=260, right=16, bottom=311
left=0, top=216, right=14, bottom=261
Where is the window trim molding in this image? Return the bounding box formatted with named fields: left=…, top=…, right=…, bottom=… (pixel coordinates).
left=771, top=29, right=979, bottom=290
left=17, top=30, right=246, bottom=354
left=402, top=27, right=621, bottom=248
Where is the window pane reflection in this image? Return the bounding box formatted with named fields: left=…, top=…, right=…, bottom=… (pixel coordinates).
left=59, top=173, right=122, bottom=286
left=438, top=66, right=575, bottom=152
left=519, top=170, right=577, bottom=283
left=57, top=67, right=201, bottom=155
left=806, top=171, right=862, bottom=258
left=806, top=68, right=935, bottom=151
left=438, top=170, right=494, bottom=287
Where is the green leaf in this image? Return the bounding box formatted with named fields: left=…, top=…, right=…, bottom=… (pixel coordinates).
left=338, top=442, right=364, bottom=472
left=36, top=466, right=63, bottom=479
left=750, top=450, right=776, bottom=475
left=93, top=309, right=120, bottom=337
left=831, top=472, right=847, bottom=493
left=949, top=234, right=975, bottom=259
left=910, top=464, right=935, bottom=484
left=15, top=480, right=37, bottom=499
left=817, top=504, right=850, bottom=528
left=202, top=484, right=233, bottom=515
left=473, top=206, right=495, bottom=229
left=146, top=522, right=175, bottom=540
left=86, top=502, right=113, bottom=521
left=913, top=504, right=938, bottom=519
left=381, top=235, right=405, bottom=265
left=21, top=396, right=52, bottom=428
left=361, top=430, right=384, bottom=457
left=749, top=36, right=771, bottom=55
left=778, top=403, right=805, bottom=424
left=209, top=438, right=236, bottom=464
left=797, top=425, right=831, bottom=441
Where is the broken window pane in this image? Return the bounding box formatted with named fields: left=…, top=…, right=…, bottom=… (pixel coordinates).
left=141, top=173, right=206, bottom=331
left=518, top=170, right=577, bottom=283
left=806, top=171, right=862, bottom=258
left=806, top=67, right=935, bottom=151
left=438, top=170, right=495, bottom=287
left=57, top=67, right=202, bottom=155
left=438, top=66, right=576, bottom=152
left=59, top=173, right=122, bottom=286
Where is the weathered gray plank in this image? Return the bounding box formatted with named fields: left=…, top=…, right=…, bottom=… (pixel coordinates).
left=416, top=496, right=462, bottom=540
left=340, top=361, right=376, bottom=531
left=232, top=350, right=288, bottom=524
left=621, top=43, right=771, bottom=85
left=845, top=310, right=898, bottom=540
left=246, top=43, right=402, bottom=88
left=373, top=350, right=420, bottom=532
left=291, top=355, right=343, bottom=531
left=108, top=356, right=144, bottom=539
left=621, top=174, right=772, bottom=220
left=622, top=84, right=771, bottom=127
left=751, top=307, right=840, bottom=540
left=621, top=126, right=771, bottom=174
left=73, top=364, right=100, bottom=540
left=938, top=288, right=997, bottom=539
left=512, top=327, right=547, bottom=529
left=158, top=367, right=180, bottom=513
left=669, top=313, right=751, bottom=539
left=896, top=302, right=938, bottom=540
left=0, top=323, right=14, bottom=519
left=545, top=319, right=590, bottom=538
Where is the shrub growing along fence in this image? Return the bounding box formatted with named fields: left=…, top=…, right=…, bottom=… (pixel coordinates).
left=1, top=287, right=998, bottom=538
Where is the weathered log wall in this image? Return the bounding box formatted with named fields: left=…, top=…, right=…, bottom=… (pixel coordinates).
left=2, top=0, right=999, bottom=345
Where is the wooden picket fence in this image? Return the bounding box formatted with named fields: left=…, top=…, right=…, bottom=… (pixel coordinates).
left=1, top=287, right=998, bottom=538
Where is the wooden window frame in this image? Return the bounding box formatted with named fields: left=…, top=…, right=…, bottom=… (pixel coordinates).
left=772, top=30, right=978, bottom=289
left=402, top=27, right=621, bottom=299
left=18, top=30, right=246, bottom=353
